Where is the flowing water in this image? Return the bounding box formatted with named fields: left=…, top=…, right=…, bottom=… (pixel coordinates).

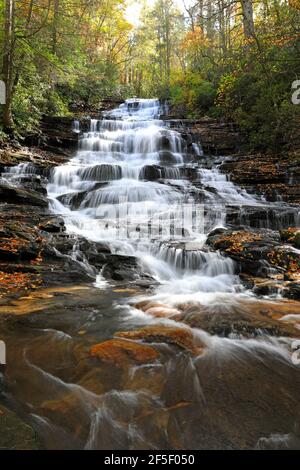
left=1, top=99, right=300, bottom=449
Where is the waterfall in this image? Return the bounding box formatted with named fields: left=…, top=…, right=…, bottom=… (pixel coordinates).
left=48, top=98, right=298, bottom=302
left=72, top=120, right=80, bottom=133
left=47, top=99, right=244, bottom=301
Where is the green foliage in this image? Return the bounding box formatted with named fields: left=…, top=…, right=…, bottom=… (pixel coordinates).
left=216, top=47, right=300, bottom=151
left=170, top=71, right=216, bottom=117
left=0, top=0, right=133, bottom=135
left=12, top=75, right=47, bottom=133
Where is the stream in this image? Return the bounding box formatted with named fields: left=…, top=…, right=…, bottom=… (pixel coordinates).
left=0, top=99, right=300, bottom=449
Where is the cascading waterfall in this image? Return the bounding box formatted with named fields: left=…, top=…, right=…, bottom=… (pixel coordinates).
left=48, top=98, right=249, bottom=300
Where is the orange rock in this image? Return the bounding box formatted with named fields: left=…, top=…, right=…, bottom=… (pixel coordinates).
left=134, top=300, right=180, bottom=318
left=115, top=326, right=204, bottom=356
left=134, top=300, right=166, bottom=311
left=90, top=338, right=159, bottom=367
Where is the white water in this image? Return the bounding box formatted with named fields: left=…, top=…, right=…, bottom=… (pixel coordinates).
left=48, top=98, right=276, bottom=303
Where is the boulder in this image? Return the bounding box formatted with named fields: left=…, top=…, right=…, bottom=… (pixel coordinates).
left=282, top=283, right=300, bottom=300
left=90, top=339, right=159, bottom=367
left=102, top=254, right=154, bottom=283
left=0, top=183, right=48, bottom=207
left=176, top=301, right=300, bottom=338
left=206, top=229, right=300, bottom=278
left=39, top=217, right=66, bottom=233
left=115, top=326, right=205, bottom=356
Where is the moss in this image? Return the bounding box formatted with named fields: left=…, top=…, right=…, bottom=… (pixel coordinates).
left=0, top=404, right=42, bottom=450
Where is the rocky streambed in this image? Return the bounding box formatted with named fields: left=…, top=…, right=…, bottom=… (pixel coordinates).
left=0, top=99, right=300, bottom=450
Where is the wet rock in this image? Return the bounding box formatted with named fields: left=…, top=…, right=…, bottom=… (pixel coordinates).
left=267, top=246, right=300, bottom=274
left=39, top=217, right=66, bottom=233
left=102, top=254, right=154, bottom=283
left=16, top=174, right=48, bottom=195
left=90, top=339, right=159, bottom=367
left=207, top=227, right=228, bottom=240
left=57, top=191, right=87, bottom=210
left=239, top=274, right=255, bottom=290
left=57, top=184, right=108, bottom=210
left=115, top=326, right=205, bottom=356
left=171, top=119, right=241, bottom=155
left=74, top=240, right=111, bottom=268
left=206, top=230, right=299, bottom=278
left=253, top=280, right=280, bottom=297
left=160, top=134, right=172, bottom=150
left=159, top=150, right=178, bottom=165
left=282, top=282, right=300, bottom=300
left=139, top=165, right=162, bottom=181
left=225, top=205, right=297, bottom=230
left=134, top=300, right=180, bottom=318
left=0, top=237, right=41, bottom=261
left=38, top=393, right=90, bottom=444
left=217, top=153, right=300, bottom=204
left=80, top=164, right=122, bottom=182
left=280, top=227, right=300, bottom=249
left=0, top=183, right=48, bottom=207
left=176, top=300, right=300, bottom=338
left=0, top=404, right=42, bottom=449
left=39, top=116, right=79, bottom=150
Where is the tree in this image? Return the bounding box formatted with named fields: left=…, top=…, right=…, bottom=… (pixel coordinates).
left=240, top=0, right=255, bottom=40
left=2, top=0, right=15, bottom=131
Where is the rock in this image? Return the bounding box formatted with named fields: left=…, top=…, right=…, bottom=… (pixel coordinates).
left=159, top=150, right=179, bottom=165
left=74, top=239, right=110, bottom=268
left=57, top=184, right=107, bottom=209
left=134, top=300, right=180, bottom=318
left=206, top=229, right=300, bottom=278
left=90, top=339, right=159, bottom=367
left=207, top=226, right=228, bottom=239
left=253, top=280, right=280, bottom=297
left=239, top=274, right=255, bottom=290
left=115, top=326, right=205, bottom=356
left=216, top=153, right=300, bottom=204
left=16, top=174, right=48, bottom=195
left=39, top=217, right=66, bottom=233
left=282, top=283, right=300, bottom=300
left=139, top=165, right=162, bottom=181
left=39, top=116, right=80, bottom=150
left=57, top=191, right=88, bottom=210
left=267, top=246, right=300, bottom=274
left=225, top=205, right=297, bottom=231
left=280, top=228, right=300, bottom=249
left=38, top=393, right=89, bottom=445
left=0, top=404, right=41, bottom=449
left=0, top=183, right=48, bottom=207
left=0, top=237, right=41, bottom=261
left=102, top=254, right=154, bottom=283
left=175, top=300, right=300, bottom=338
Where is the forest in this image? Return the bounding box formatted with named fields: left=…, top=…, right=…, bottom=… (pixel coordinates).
left=0, top=0, right=300, bottom=453
left=1, top=0, right=300, bottom=151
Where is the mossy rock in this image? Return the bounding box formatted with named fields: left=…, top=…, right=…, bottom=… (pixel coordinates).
left=0, top=404, right=42, bottom=450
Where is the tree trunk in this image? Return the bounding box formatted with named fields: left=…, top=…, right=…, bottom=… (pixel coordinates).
left=2, top=0, right=15, bottom=132
left=206, top=0, right=215, bottom=41
left=52, top=0, right=60, bottom=55
left=241, top=0, right=255, bottom=40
